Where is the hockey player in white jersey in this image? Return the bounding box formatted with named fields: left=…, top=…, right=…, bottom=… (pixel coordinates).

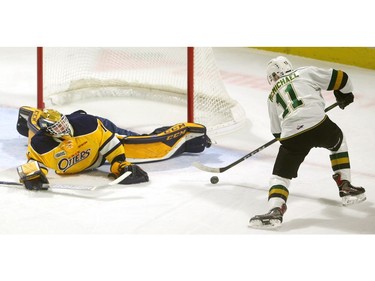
left=249, top=56, right=366, bottom=229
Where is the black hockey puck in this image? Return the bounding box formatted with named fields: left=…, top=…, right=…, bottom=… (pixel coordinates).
left=210, top=176, right=219, bottom=184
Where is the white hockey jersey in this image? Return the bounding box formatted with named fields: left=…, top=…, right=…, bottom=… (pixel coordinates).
left=267, top=66, right=353, bottom=140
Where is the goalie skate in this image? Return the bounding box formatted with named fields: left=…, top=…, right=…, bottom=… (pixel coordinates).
left=248, top=204, right=287, bottom=229
left=333, top=173, right=366, bottom=206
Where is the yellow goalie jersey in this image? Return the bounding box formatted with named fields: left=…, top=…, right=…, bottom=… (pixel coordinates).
left=27, top=113, right=124, bottom=174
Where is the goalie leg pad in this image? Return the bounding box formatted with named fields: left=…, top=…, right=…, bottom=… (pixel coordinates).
left=119, top=123, right=211, bottom=162
left=147, top=126, right=171, bottom=135
left=184, top=123, right=212, bottom=152
left=184, top=134, right=211, bottom=153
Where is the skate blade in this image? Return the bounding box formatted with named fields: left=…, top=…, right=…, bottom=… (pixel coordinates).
left=342, top=193, right=366, bottom=206
left=248, top=218, right=282, bottom=229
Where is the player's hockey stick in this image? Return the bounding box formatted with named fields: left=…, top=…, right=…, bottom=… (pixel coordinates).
left=193, top=102, right=339, bottom=173
left=193, top=138, right=277, bottom=173
left=0, top=171, right=132, bottom=191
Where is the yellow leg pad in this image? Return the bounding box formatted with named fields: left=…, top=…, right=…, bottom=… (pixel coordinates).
left=121, top=123, right=207, bottom=163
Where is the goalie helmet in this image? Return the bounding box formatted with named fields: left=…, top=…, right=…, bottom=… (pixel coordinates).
left=266, top=56, right=293, bottom=85
left=38, top=109, right=72, bottom=137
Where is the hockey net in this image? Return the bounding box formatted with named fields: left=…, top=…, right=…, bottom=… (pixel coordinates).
left=38, top=47, right=246, bottom=134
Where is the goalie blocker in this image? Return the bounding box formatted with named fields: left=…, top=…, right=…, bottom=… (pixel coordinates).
left=16, top=106, right=211, bottom=164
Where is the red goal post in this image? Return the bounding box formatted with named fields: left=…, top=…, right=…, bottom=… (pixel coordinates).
left=37, top=47, right=245, bottom=135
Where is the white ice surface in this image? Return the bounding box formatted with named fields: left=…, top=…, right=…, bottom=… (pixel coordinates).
left=0, top=47, right=374, bottom=280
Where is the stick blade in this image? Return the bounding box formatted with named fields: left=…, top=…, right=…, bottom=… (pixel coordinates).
left=192, top=162, right=221, bottom=173
left=0, top=181, right=22, bottom=186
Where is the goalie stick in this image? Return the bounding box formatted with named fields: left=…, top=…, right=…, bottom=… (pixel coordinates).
left=0, top=171, right=132, bottom=191
left=193, top=102, right=339, bottom=173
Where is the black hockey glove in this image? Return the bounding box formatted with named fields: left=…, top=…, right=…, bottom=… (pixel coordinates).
left=17, top=161, right=49, bottom=190
left=110, top=161, right=149, bottom=184
left=334, top=90, right=354, bottom=109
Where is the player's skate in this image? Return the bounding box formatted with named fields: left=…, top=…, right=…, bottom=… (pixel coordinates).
left=333, top=173, right=366, bottom=206
left=248, top=204, right=287, bottom=229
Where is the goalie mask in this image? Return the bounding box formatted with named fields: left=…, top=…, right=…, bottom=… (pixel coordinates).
left=38, top=109, right=72, bottom=137
left=266, top=56, right=293, bottom=85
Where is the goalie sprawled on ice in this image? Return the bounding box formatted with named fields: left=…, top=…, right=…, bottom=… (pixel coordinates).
left=16, top=106, right=211, bottom=190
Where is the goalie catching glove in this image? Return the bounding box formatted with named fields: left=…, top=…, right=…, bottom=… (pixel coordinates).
left=17, top=160, right=49, bottom=190
left=109, top=161, right=149, bottom=184
left=334, top=90, right=354, bottom=109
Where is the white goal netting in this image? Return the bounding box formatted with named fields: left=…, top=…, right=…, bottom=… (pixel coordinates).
left=41, top=47, right=246, bottom=134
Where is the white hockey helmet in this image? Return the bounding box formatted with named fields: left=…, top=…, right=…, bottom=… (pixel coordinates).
left=266, top=56, right=293, bottom=85
left=38, top=109, right=72, bottom=137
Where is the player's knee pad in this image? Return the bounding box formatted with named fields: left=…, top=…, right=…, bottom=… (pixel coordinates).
left=328, top=129, right=344, bottom=152
left=330, top=133, right=348, bottom=153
